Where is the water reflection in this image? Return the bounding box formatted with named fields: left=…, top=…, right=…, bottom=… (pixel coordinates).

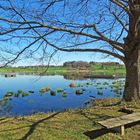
left=63, top=72, right=125, bottom=80
left=0, top=74, right=125, bottom=116
left=63, top=72, right=88, bottom=80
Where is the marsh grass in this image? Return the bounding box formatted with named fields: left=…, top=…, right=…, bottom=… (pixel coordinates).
left=0, top=98, right=139, bottom=140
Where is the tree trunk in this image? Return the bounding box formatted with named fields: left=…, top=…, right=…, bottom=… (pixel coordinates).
left=123, top=46, right=140, bottom=102
left=123, top=1, right=140, bottom=102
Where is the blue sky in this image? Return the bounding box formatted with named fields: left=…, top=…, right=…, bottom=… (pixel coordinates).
left=15, top=51, right=122, bottom=66
left=0, top=0, right=126, bottom=66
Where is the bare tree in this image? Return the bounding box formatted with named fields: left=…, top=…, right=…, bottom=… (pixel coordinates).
left=0, top=0, right=140, bottom=102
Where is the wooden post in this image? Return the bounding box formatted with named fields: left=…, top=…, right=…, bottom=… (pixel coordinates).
left=112, top=125, right=125, bottom=136
left=120, top=125, right=125, bottom=136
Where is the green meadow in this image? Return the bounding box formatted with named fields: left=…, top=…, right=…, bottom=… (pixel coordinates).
left=0, top=64, right=125, bottom=75
left=0, top=99, right=139, bottom=140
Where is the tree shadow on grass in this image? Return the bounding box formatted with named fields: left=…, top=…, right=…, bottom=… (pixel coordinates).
left=84, top=118, right=140, bottom=139
left=0, top=117, right=14, bottom=125
left=84, top=128, right=112, bottom=139
left=0, top=117, right=8, bottom=121
left=20, top=112, right=60, bottom=140
left=76, top=110, right=115, bottom=139
left=76, top=110, right=113, bottom=126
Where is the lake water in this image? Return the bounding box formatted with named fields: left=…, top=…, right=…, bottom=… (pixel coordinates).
left=0, top=74, right=125, bottom=116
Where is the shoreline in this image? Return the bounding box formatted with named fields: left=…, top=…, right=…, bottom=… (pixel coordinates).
left=0, top=98, right=139, bottom=140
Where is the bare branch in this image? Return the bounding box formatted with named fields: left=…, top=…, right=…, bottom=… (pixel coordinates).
left=45, top=39, right=125, bottom=62
left=0, top=0, right=129, bottom=65
left=110, top=0, right=131, bottom=15
left=93, top=24, right=124, bottom=52
left=112, top=11, right=128, bottom=32
left=0, top=25, right=45, bottom=35
left=0, top=17, right=124, bottom=47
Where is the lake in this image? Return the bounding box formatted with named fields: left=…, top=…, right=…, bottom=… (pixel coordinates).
left=0, top=74, right=125, bottom=116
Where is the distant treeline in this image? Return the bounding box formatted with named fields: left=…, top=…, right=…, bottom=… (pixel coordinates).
left=63, top=61, right=90, bottom=68
left=6, top=61, right=124, bottom=69
left=63, top=61, right=124, bottom=68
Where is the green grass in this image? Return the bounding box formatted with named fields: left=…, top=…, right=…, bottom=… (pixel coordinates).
left=90, top=64, right=125, bottom=75
left=0, top=64, right=126, bottom=75
left=0, top=98, right=140, bottom=140
left=0, top=66, right=68, bottom=75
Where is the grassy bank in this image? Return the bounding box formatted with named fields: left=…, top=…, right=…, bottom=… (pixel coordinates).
left=90, top=64, right=125, bottom=75
left=0, top=64, right=126, bottom=75
left=0, top=99, right=140, bottom=140
left=0, top=66, right=68, bottom=75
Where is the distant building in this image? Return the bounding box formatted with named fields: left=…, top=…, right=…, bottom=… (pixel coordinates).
left=63, top=61, right=90, bottom=68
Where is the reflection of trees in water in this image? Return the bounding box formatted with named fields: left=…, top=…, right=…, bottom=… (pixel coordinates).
left=0, top=98, right=12, bottom=116
left=63, top=72, right=89, bottom=80
left=63, top=72, right=125, bottom=80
